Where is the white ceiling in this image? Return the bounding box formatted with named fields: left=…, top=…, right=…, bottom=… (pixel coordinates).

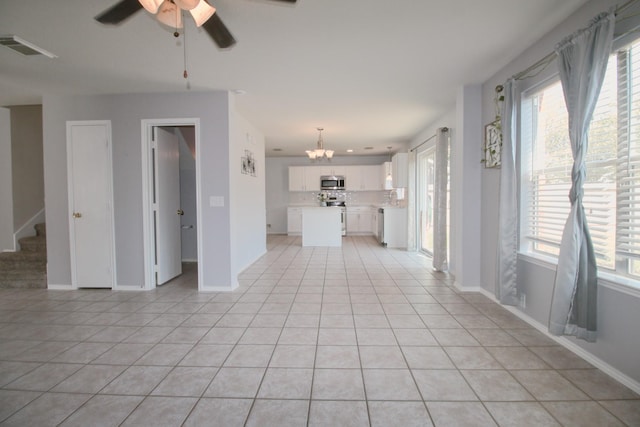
left=0, top=0, right=588, bottom=156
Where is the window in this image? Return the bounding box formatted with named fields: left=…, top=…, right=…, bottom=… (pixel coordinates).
left=521, top=38, right=640, bottom=281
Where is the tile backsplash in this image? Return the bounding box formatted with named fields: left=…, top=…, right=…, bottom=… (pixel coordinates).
left=289, top=190, right=406, bottom=207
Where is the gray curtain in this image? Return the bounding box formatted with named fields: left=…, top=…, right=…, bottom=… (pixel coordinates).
left=407, top=149, right=417, bottom=251
left=549, top=11, right=615, bottom=342
left=433, top=127, right=449, bottom=271
left=496, top=79, right=519, bottom=306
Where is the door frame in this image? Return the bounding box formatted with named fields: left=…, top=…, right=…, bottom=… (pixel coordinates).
left=66, top=120, right=117, bottom=289
left=141, top=118, right=202, bottom=291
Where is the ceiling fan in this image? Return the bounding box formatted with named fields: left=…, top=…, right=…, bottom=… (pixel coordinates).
left=95, top=0, right=297, bottom=49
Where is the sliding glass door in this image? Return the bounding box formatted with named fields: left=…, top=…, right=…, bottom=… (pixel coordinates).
left=417, top=147, right=436, bottom=255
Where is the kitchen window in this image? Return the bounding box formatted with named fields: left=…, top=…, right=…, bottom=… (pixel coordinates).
left=520, top=37, right=640, bottom=283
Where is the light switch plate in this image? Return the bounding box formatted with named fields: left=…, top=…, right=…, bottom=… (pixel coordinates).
left=210, top=196, right=224, bottom=207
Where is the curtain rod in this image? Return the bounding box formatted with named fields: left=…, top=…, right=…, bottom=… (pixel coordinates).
left=409, top=127, right=449, bottom=152
left=512, top=0, right=639, bottom=81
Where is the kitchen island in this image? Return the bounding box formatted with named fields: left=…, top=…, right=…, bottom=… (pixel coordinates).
left=302, top=207, right=342, bottom=247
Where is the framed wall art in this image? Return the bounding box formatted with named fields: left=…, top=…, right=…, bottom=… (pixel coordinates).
left=484, top=120, right=502, bottom=168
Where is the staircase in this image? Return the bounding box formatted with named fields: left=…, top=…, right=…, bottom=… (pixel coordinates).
left=0, top=223, right=47, bottom=289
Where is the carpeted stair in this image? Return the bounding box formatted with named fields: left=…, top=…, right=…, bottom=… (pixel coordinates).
left=0, top=223, right=47, bottom=289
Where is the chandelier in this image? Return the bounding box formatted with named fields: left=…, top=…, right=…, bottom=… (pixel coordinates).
left=306, top=128, right=334, bottom=160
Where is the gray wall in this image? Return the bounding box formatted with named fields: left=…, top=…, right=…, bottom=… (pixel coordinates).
left=42, top=91, right=251, bottom=290
left=10, top=105, right=44, bottom=230
left=266, top=154, right=390, bottom=234
left=479, top=0, right=640, bottom=384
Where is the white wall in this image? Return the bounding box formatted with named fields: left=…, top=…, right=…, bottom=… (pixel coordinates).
left=42, top=91, right=255, bottom=290
left=480, top=0, right=640, bottom=385
left=266, top=155, right=390, bottom=234
left=229, top=101, right=267, bottom=284
left=0, top=108, right=13, bottom=251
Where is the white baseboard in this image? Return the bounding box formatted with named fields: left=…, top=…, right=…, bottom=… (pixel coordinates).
left=114, top=285, right=145, bottom=291
left=47, top=284, right=73, bottom=290
left=473, top=287, right=640, bottom=394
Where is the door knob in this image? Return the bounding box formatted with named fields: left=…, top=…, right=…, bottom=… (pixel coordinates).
left=177, top=209, right=184, bottom=216
left=72, top=212, right=82, bottom=218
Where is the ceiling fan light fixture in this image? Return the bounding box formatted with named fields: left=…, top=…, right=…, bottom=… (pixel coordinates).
left=190, top=1, right=216, bottom=27
left=174, top=0, right=200, bottom=10
left=139, top=0, right=163, bottom=14
left=156, top=0, right=183, bottom=28
left=325, top=150, right=334, bottom=159
left=306, top=150, right=317, bottom=159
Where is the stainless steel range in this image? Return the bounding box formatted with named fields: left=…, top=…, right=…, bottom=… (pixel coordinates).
left=326, top=200, right=346, bottom=236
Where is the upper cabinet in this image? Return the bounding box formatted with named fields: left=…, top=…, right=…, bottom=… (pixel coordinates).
left=288, top=166, right=307, bottom=191
left=318, top=166, right=346, bottom=176
left=289, top=164, right=387, bottom=192
left=289, top=166, right=320, bottom=191
left=392, top=153, right=408, bottom=188
left=345, top=165, right=382, bottom=191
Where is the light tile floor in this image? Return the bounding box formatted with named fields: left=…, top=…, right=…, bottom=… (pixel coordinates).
left=0, top=235, right=639, bottom=426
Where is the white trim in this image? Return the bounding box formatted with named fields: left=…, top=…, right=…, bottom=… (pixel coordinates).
left=47, top=284, right=73, bottom=290
left=201, top=284, right=238, bottom=293
left=13, top=208, right=45, bottom=251
left=141, top=118, right=202, bottom=291
left=66, top=121, right=117, bottom=290
left=474, top=287, right=640, bottom=395
left=115, top=285, right=146, bottom=292
left=518, top=252, right=640, bottom=297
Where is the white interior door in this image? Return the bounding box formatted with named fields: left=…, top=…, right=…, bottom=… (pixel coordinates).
left=67, top=121, right=115, bottom=288
left=154, top=127, right=182, bottom=285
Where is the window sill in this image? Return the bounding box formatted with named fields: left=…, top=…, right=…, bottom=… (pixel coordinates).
left=517, top=252, right=640, bottom=298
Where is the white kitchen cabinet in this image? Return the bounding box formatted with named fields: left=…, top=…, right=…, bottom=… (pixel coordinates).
left=318, top=166, right=346, bottom=176
left=392, top=153, right=408, bottom=188
left=289, top=166, right=307, bottom=191
left=383, top=207, right=407, bottom=248
left=305, top=167, right=321, bottom=191
left=345, top=165, right=381, bottom=191
left=287, top=207, right=303, bottom=235
left=362, top=165, right=382, bottom=190
left=289, top=166, right=320, bottom=191
left=346, top=206, right=374, bottom=234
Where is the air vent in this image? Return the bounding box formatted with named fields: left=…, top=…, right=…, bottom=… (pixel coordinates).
left=0, top=35, right=57, bottom=58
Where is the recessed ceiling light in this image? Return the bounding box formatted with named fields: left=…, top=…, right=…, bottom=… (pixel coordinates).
left=346, top=149, right=354, bottom=153
left=364, top=147, right=374, bottom=150
left=232, top=89, right=247, bottom=95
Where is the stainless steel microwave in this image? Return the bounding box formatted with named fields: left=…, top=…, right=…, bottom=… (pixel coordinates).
left=320, top=175, right=345, bottom=190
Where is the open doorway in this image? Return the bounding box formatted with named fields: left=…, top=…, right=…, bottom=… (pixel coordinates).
left=141, top=119, right=201, bottom=290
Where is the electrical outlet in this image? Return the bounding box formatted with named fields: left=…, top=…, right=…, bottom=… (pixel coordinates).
left=519, top=293, right=527, bottom=309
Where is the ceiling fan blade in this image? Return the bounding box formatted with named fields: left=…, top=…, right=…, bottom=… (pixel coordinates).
left=95, top=0, right=143, bottom=24
left=202, top=13, right=236, bottom=49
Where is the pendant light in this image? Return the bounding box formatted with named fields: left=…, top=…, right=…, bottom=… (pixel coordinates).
left=306, top=128, right=334, bottom=160
left=385, top=146, right=393, bottom=189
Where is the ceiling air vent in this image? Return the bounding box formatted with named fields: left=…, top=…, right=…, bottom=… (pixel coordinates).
left=0, top=35, right=57, bottom=58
